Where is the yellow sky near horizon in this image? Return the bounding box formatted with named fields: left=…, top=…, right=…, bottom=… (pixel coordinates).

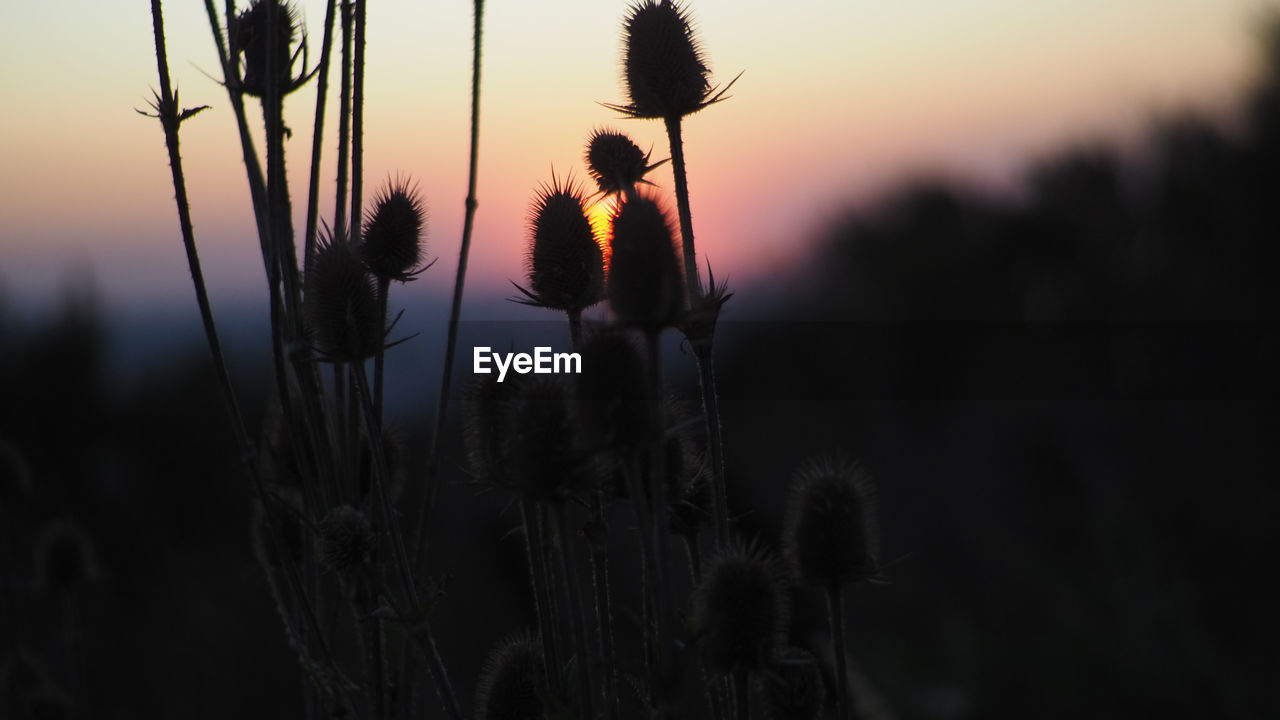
left=0, top=0, right=1271, bottom=312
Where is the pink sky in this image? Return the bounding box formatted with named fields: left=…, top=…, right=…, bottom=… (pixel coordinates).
left=0, top=0, right=1268, bottom=315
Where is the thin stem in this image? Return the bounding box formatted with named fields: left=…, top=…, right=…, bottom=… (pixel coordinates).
left=374, top=277, right=390, bottom=422
left=663, top=115, right=702, bottom=299
left=353, top=367, right=463, bottom=720
left=349, top=0, right=367, bottom=246
left=734, top=667, right=750, bottom=720
left=645, top=331, right=675, bottom=714
left=521, top=500, right=563, bottom=700
left=151, top=0, right=254, bottom=475
left=333, top=0, right=353, bottom=236
left=409, top=623, right=466, bottom=720
left=417, top=0, right=486, bottom=567
left=588, top=493, right=616, bottom=720
left=695, top=344, right=730, bottom=547
left=303, top=0, right=339, bottom=266
left=827, top=584, right=850, bottom=720
left=553, top=503, right=594, bottom=720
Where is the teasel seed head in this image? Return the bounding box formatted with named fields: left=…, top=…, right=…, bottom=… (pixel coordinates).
left=610, top=0, right=722, bottom=120
left=511, top=175, right=605, bottom=314
left=500, top=376, right=597, bottom=503
left=234, top=0, right=304, bottom=97
left=319, top=505, right=374, bottom=574
left=756, top=646, right=826, bottom=720
left=693, top=540, right=789, bottom=674
left=35, top=521, right=100, bottom=593
left=474, top=633, right=547, bottom=720
left=585, top=128, right=667, bottom=197
left=362, top=177, right=427, bottom=282
left=607, top=194, right=685, bottom=331
left=783, top=456, right=881, bottom=587
left=304, top=231, right=383, bottom=363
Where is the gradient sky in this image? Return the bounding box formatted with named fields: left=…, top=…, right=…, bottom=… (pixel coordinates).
left=0, top=0, right=1271, bottom=316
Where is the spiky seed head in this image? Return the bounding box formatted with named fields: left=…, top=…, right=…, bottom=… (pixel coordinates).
left=304, top=233, right=382, bottom=362
left=586, top=128, right=659, bottom=196
left=500, top=376, right=598, bottom=502
left=607, top=194, right=684, bottom=331
left=620, top=0, right=711, bottom=119
left=474, top=634, right=547, bottom=720
left=362, top=178, right=427, bottom=281
left=35, top=521, right=99, bottom=593
left=235, top=0, right=301, bottom=97
left=523, top=176, right=604, bottom=313
left=693, top=540, right=789, bottom=674
left=783, top=456, right=880, bottom=587
left=575, top=331, right=652, bottom=475
left=319, top=506, right=374, bottom=574
left=756, top=647, right=826, bottom=720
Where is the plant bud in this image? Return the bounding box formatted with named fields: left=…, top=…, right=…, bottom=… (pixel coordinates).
left=474, top=634, right=547, bottom=720
left=620, top=0, right=711, bottom=119
left=693, top=540, right=788, bottom=674
left=519, top=177, right=604, bottom=314
left=304, top=233, right=382, bottom=362
left=783, top=456, right=880, bottom=587
left=607, top=195, right=684, bottom=331
left=362, top=178, right=427, bottom=281
left=586, top=128, right=662, bottom=196
left=319, top=506, right=374, bottom=574
left=235, top=0, right=300, bottom=97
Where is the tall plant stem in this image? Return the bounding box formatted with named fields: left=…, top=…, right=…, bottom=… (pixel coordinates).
left=827, top=583, right=850, bottom=720
left=352, top=368, right=463, bottom=720
left=663, top=115, right=702, bottom=298
left=662, top=115, right=730, bottom=548
left=374, top=277, right=390, bottom=422
left=695, top=345, right=730, bottom=547
left=417, top=0, right=486, bottom=567
left=160, top=5, right=341, bottom=697
left=645, top=331, right=675, bottom=714
left=552, top=503, right=595, bottom=719
left=303, top=0, right=339, bottom=266
left=333, top=0, right=353, bottom=237
left=521, top=500, right=563, bottom=699
left=349, top=0, right=367, bottom=245
left=150, top=0, right=252, bottom=475
left=734, top=667, right=750, bottom=720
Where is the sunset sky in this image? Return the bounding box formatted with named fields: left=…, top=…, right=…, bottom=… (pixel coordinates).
left=0, top=0, right=1271, bottom=316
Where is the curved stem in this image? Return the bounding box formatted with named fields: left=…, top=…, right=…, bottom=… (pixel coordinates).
left=303, top=0, right=339, bottom=266
left=349, top=0, right=367, bottom=245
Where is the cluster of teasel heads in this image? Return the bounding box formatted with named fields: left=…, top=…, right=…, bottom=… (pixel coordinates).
left=140, top=0, right=891, bottom=718
left=469, top=3, right=887, bottom=720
